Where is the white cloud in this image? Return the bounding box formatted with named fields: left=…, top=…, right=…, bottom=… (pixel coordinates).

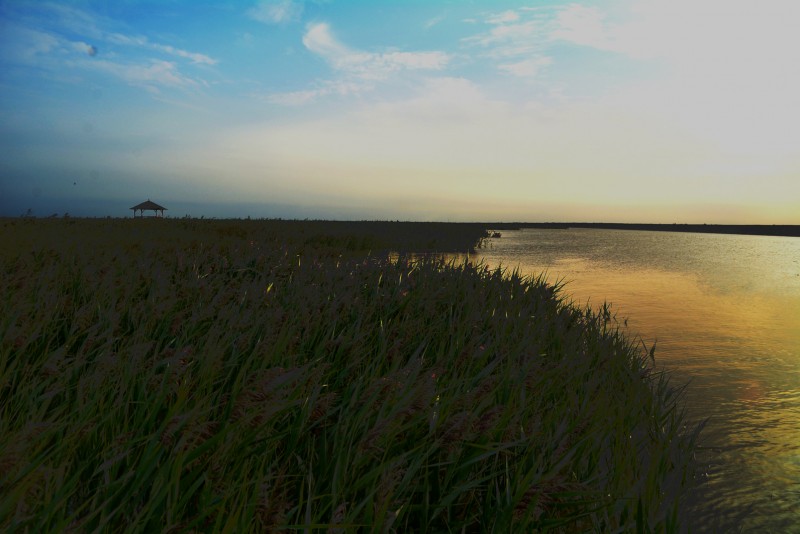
left=31, top=4, right=218, bottom=65
left=551, top=0, right=800, bottom=64
left=150, top=44, right=216, bottom=65
left=265, top=80, right=366, bottom=105
left=103, top=32, right=217, bottom=65
left=372, top=51, right=450, bottom=72
left=498, top=56, right=552, bottom=78
left=302, top=23, right=450, bottom=76
left=302, top=22, right=350, bottom=59
left=265, top=89, right=321, bottom=106
left=546, top=0, right=800, bottom=158
left=464, top=20, right=539, bottom=50
left=0, top=22, right=205, bottom=92
left=486, top=10, right=520, bottom=25
left=0, top=25, right=60, bottom=63
left=424, top=14, right=446, bottom=29
left=462, top=13, right=552, bottom=80
left=373, top=77, right=502, bottom=120
left=104, top=32, right=148, bottom=47
left=466, top=9, right=555, bottom=80
left=1, top=3, right=217, bottom=94
left=462, top=0, right=800, bottom=120
left=549, top=5, right=612, bottom=52
left=85, top=59, right=200, bottom=92
left=269, top=22, right=451, bottom=104
left=248, top=0, right=304, bottom=24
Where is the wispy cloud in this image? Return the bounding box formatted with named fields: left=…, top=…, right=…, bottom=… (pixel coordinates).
left=265, top=89, right=321, bottom=106
left=498, top=56, right=552, bottom=78
left=265, top=80, right=363, bottom=106
left=462, top=8, right=554, bottom=80
left=0, top=25, right=60, bottom=63
left=1, top=3, right=216, bottom=93
left=32, top=3, right=217, bottom=64
left=86, top=59, right=201, bottom=93
left=104, top=31, right=217, bottom=65
left=268, top=22, right=451, bottom=104
left=303, top=23, right=450, bottom=77
left=464, top=20, right=540, bottom=53
left=150, top=44, right=216, bottom=65
left=424, top=14, right=446, bottom=29
left=486, top=10, right=520, bottom=25
left=247, top=0, right=304, bottom=24
left=301, top=22, right=349, bottom=60
left=551, top=6, right=604, bottom=41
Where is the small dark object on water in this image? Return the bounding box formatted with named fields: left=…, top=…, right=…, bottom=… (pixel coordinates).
left=491, top=232, right=502, bottom=238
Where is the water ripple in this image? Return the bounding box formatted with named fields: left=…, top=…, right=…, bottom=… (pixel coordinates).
left=476, top=228, right=800, bottom=532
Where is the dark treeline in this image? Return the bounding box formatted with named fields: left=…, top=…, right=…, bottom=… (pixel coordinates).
left=486, top=222, right=800, bottom=237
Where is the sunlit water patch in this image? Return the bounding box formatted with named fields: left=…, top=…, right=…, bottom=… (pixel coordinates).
left=474, top=228, right=800, bottom=532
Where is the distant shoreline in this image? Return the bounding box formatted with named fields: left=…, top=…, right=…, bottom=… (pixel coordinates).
left=485, top=222, right=800, bottom=238
left=4, top=217, right=798, bottom=238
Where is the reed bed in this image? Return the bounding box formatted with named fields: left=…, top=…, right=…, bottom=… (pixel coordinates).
left=0, top=218, right=700, bottom=532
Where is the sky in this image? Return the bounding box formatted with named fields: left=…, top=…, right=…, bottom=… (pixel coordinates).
left=1, top=0, right=799, bottom=222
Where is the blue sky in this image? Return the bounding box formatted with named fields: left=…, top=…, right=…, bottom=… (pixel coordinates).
left=1, top=0, right=799, bottom=222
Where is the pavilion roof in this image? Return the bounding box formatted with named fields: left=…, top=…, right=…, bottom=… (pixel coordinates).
left=130, top=200, right=167, bottom=211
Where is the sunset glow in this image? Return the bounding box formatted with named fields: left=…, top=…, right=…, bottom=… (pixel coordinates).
left=1, top=1, right=799, bottom=222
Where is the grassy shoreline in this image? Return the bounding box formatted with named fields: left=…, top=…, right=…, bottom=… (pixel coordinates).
left=1, top=219, right=700, bottom=531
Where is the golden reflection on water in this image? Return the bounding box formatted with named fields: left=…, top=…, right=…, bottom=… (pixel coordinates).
left=521, top=258, right=800, bottom=370
left=472, top=229, right=800, bottom=531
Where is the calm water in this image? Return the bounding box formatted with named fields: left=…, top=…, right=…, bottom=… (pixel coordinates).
left=474, top=228, right=800, bottom=532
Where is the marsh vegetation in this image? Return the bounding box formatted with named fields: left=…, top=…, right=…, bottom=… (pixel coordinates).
left=0, top=218, right=699, bottom=532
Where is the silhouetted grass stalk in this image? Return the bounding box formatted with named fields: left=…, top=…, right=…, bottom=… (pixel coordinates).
left=0, top=218, right=700, bottom=532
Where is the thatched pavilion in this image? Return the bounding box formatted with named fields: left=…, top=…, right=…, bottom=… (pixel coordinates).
left=130, top=199, right=167, bottom=218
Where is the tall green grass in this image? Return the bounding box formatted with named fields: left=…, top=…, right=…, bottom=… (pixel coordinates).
left=0, top=218, right=700, bottom=532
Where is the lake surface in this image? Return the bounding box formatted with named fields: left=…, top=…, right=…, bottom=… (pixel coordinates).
left=474, top=228, right=800, bottom=532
